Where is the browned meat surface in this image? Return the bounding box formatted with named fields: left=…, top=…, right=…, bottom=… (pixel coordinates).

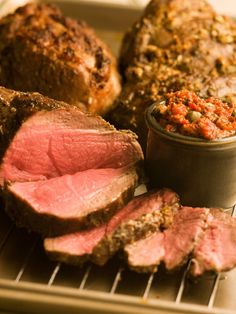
left=5, top=167, right=138, bottom=236
left=44, top=195, right=236, bottom=275
left=0, top=87, right=143, bottom=236
left=125, top=206, right=209, bottom=272
left=0, top=86, right=69, bottom=161
left=0, top=3, right=121, bottom=116
left=92, top=188, right=179, bottom=265
left=191, top=209, right=236, bottom=276
left=44, top=188, right=179, bottom=265
left=107, top=0, right=236, bottom=149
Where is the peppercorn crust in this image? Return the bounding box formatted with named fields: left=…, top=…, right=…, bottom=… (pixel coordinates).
left=107, top=0, right=236, bottom=149
left=0, top=3, right=121, bottom=116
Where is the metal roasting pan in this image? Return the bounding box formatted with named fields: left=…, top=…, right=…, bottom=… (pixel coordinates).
left=0, top=1, right=236, bottom=313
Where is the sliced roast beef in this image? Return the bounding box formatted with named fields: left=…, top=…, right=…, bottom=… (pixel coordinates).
left=191, top=209, right=236, bottom=276
left=44, top=189, right=179, bottom=265
left=125, top=207, right=209, bottom=272
left=0, top=86, right=70, bottom=161
left=92, top=188, right=179, bottom=265
left=0, top=87, right=143, bottom=236
left=5, top=167, right=138, bottom=236
left=1, top=106, right=143, bottom=184
left=164, top=207, right=209, bottom=270
left=44, top=225, right=106, bottom=265
left=125, top=232, right=165, bottom=273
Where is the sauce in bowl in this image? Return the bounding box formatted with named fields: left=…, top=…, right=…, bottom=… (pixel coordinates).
left=146, top=91, right=236, bottom=208
left=152, top=90, right=236, bottom=140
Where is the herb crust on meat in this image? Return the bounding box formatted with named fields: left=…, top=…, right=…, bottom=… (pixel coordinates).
left=0, top=3, right=121, bottom=116
left=108, top=0, right=236, bottom=149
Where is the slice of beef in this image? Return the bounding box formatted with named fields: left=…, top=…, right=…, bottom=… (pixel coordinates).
left=191, top=209, right=236, bottom=276
left=164, top=207, right=209, bottom=270
left=5, top=167, right=138, bottom=236
left=44, top=225, right=106, bottom=265
left=125, top=207, right=209, bottom=272
left=125, top=232, right=165, bottom=273
left=92, top=188, right=179, bottom=265
left=0, top=3, right=121, bottom=116
left=0, top=104, right=143, bottom=184
left=0, top=86, right=70, bottom=161
left=44, top=189, right=179, bottom=265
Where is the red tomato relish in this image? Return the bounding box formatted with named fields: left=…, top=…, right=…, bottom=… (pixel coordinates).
left=151, top=91, right=236, bottom=140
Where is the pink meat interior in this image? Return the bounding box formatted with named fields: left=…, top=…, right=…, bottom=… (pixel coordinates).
left=1, top=109, right=142, bottom=182
left=164, top=206, right=209, bottom=270
left=126, top=232, right=165, bottom=267
left=125, top=206, right=209, bottom=270
left=9, top=168, right=129, bottom=218
left=192, top=209, right=236, bottom=275
left=45, top=225, right=106, bottom=256
left=44, top=189, right=176, bottom=257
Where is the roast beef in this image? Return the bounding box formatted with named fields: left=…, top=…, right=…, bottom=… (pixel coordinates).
left=5, top=167, right=138, bottom=236
left=107, top=0, right=236, bottom=149
left=191, top=209, right=236, bottom=276
left=163, top=207, right=209, bottom=270
left=44, top=226, right=106, bottom=265
left=0, top=86, right=69, bottom=161
left=124, top=231, right=165, bottom=273
left=0, top=87, right=143, bottom=235
left=44, top=189, right=179, bottom=265
left=0, top=3, right=121, bottom=116
left=0, top=107, right=143, bottom=184
left=92, top=188, right=179, bottom=265
left=125, top=206, right=209, bottom=272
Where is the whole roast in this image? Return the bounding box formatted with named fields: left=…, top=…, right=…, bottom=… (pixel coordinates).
left=108, top=0, right=236, bottom=149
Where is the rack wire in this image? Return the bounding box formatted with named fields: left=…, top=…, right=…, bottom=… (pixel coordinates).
left=0, top=2, right=235, bottom=313
left=0, top=206, right=235, bottom=314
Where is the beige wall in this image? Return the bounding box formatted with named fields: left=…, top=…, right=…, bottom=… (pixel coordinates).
left=75, top=0, right=236, bottom=14
left=1, top=0, right=236, bottom=16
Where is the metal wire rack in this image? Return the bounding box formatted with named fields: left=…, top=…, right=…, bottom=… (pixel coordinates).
left=0, top=2, right=236, bottom=313
left=0, top=206, right=235, bottom=314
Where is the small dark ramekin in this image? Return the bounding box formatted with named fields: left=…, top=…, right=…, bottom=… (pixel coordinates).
left=145, top=103, right=236, bottom=208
